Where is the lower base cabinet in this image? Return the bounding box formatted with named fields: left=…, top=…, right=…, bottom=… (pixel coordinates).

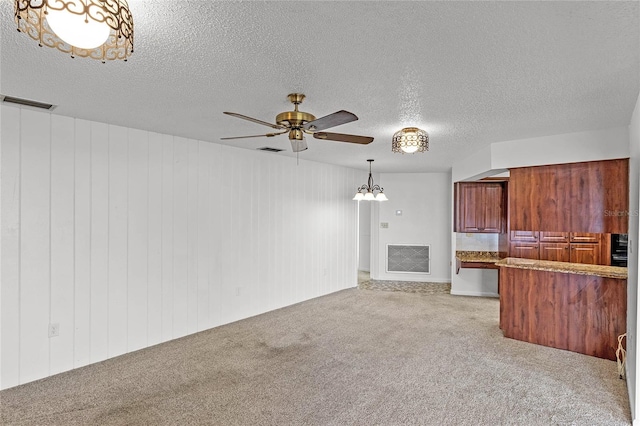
left=499, top=266, right=626, bottom=360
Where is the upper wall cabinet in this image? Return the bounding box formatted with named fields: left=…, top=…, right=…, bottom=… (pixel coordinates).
left=454, top=182, right=506, bottom=233
left=509, top=159, right=629, bottom=234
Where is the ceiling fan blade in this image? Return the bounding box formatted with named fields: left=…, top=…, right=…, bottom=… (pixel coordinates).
left=223, top=112, right=286, bottom=130
left=313, top=132, right=374, bottom=145
left=221, top=131, right=287, bottom=140
left=303, top=110, right=358, bottom=131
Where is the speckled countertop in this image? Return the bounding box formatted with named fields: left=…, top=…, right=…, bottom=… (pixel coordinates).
left=455, top=251, right=503, bottom=263
left=495, top=257, right=627, bottom=279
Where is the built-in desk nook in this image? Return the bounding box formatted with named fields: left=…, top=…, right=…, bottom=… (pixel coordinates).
left=496, top=257, right=627, bottom=360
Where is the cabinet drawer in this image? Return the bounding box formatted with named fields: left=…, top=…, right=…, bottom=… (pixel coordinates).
left=510, top=230, right=539, bottom=242
left=570, top=232, right=600, bottom=243
left=539, top=231, right=569, bottom=242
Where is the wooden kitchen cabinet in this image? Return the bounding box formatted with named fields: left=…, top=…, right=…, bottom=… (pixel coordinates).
left=570, top=232, right=600, bottom=243
left=570, top=243, right=601, bottom=265
left=509, top=159, right=629, bottom=234
left=570, top=160, right=629, bottom=234
left=509, top=242, right=539, bottom=260
left=499, top=265, right=626, bottom=360
left=509, top=164, right=571, bottom=232
left=539, top=231, right=569, bottom=242
left=510, top=230, right=538, bottom=241
left=510, top=230, right=605, bottom=265
left=539, top=242, right=570, bottom=262
left=454, top=182, right=505, bottom=233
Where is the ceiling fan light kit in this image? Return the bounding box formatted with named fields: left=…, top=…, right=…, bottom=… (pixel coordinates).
left=222, top=93, right=374, bottom=153
left=14, top=0, right=134, bottom=62
left=353, top=160, right=388, bottom=202
left=392, top=127, right=429, bottom=154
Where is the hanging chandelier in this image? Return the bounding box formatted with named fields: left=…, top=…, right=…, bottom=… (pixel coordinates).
left=353, top=159, right=388, bottom=201
left=392, top=127, right=429, bottom=154
left=14, top=0, right=134, bottom=62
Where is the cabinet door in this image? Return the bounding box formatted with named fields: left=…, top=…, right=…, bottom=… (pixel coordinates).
left=509, top=242, right=539, bottom=260
left=510, top=159, right=628, bottom=234
left=510, top=230, right=538, bottom=242
left=539, top=243, right=570, bottom=262
left=539, top=231, right=569, bottom=242
left=570, top=232, right=600, bottom=243
left=535, top=165, right=572, bottom=231
left=455, top=183, right=484, bottom=232
left=482, top=183, right=505, bottom=233
left=509, top=165, right=571, bottom=231
left=570, top=244, right=601, bottom=265
left=570, top=159, right=629, bottom=234
left=509, top=167, right=538, bottom=231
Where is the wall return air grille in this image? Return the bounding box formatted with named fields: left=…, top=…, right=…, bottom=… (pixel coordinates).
left=386, top=244, right=430, bottom=274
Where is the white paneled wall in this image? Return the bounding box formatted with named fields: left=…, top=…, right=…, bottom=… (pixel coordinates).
left=0, top=106, right=359, bottom=389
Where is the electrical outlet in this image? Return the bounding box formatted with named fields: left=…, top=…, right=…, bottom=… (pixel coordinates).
left=48, top=323, right=60, bottom=338
left=380, top=222, right=389, bottom=228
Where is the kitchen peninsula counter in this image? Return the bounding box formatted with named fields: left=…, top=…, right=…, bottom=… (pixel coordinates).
left=497, top=257, right=627, bottom=360
left=495, top=257, right=627, bottom=279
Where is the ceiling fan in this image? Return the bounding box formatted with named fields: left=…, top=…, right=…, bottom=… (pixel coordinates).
left=221, top=93, right=374, bottom=152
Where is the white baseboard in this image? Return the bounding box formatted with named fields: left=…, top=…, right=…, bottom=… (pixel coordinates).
left=450, top=290, right=499, bottom=298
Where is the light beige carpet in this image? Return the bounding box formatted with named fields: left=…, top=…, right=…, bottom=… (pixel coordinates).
left=0, top=288, right=631, bottom=425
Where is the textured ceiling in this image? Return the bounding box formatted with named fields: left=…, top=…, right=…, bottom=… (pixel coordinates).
left=1, top=1, right=639, bottom=173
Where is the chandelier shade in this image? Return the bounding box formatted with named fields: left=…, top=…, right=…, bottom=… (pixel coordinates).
left=392, top=127, right=429, bottom=154
left=14, top=0, right=134, bottom=62
left=353, top=160, right=388, bottom=202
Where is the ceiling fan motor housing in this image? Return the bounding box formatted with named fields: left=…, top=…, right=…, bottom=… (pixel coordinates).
left=276, top=110, right=316, bottom=128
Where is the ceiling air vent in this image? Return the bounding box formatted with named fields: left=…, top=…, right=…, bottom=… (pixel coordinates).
left=257, top=147, right=284, bottom=153
left=1, top=95, right=56, bottom=111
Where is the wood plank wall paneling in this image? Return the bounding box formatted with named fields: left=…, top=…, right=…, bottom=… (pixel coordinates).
left=74, top=120, right=92, bottom=368
left=0, top=106, right=360, bottom=389
left=1, top=105, right=21, bottom=387
left=90, top=121, right=110, bottom=363
left=20, top=109, right=51, bottom=383
left=50, top=115, right=75, bottom=375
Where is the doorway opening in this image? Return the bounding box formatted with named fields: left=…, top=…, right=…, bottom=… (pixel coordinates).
left=357, top=201, right=371, bottom=286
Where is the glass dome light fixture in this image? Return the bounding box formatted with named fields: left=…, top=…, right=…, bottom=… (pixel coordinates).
left=14, top=0, right=134, bottom=62
left=353, top=159, right=388, bottom=202
left=392, top=127, right=429, bottom=154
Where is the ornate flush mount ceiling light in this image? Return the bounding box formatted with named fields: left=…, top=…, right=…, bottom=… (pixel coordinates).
left=392, top=127, right=429, bottom=154
left=14, top=0, right=134, bottom=62
left=353, top=160, right=388, bottom=201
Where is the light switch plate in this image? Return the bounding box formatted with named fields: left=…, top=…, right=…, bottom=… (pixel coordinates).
left=380, top=222, right=389, bottom=228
